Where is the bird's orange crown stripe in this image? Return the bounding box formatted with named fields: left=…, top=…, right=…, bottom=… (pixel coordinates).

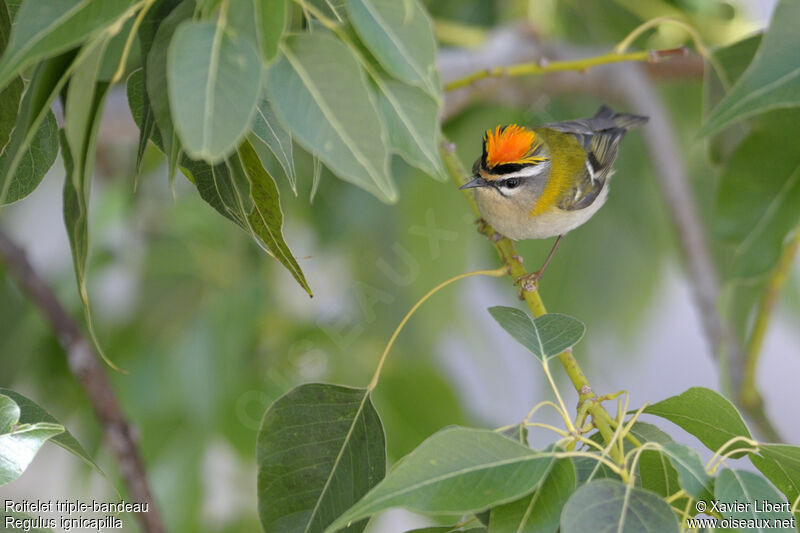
left=484, top=124, right=545, bottom=168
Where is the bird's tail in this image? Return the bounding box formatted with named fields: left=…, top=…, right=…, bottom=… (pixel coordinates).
left=594, top=105, right=648, bottom=130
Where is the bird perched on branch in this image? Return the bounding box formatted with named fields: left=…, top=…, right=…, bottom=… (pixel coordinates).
left=461, top=105, right=648, bottom=290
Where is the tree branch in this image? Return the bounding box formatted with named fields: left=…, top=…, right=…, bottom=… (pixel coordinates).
left=0, top=228, right=165, bottom=533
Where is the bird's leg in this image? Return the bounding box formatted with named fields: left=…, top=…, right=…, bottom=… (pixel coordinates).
left=516, top=235, right=564, bottom=297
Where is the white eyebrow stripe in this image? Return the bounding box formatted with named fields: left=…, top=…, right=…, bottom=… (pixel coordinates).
left=498, top=163, right=549, bottom=180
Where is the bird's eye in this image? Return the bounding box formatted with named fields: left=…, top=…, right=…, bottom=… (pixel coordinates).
left=504, top=178, right=520, bottom=189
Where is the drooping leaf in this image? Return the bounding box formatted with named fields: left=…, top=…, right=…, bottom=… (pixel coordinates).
left=750, top=444, right=800, bottom=520
left=147, top=0, right=194, bottom=183
left=326, top=428, right=555, bottom=532
left=129, top=64, right=311, bottom=293
left=489, top=454, right=576, bottom=533
left=0, top=389, right=100, bottom=474
left=487, top=307, right=586, bottom=362
left=344, top=0, right=439, bottom=98
left=257, top=383, right=386, bottom=533
left=374, top=76, right=444, bottom=180
left=129, top=67, right=249, bottom=223
left=62, top=37, right=119, bottom=371
left=0, top=394, right=64, bottom=486
left=715, top=469, right=793, bottom=526
left=0, top=50, right=77, bottom=207
left=237, top=140, right=311, bottom=295
left=0, top=0, right=136, bottom=91
left=712, top=109, right=800, bottom=281
left=266, top=32, right=396, bottom=202
left=560, top=479, right=679, bottom=533
left=132, top=0, right=182, bottom=180
left=644, top=387, right=752, bottom=458
left=251, top=97, right=296, bottom=191
left=700, top=0, right=800, bottom=136
left=167, top=19, right=261, bottom=162
left=0, top=0, right=21, bottom=151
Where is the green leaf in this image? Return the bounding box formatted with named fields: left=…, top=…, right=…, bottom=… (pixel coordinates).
left=0, top=0, right=136, bottom=91
left=237, top=140, right=312, bottom=295
left=374, top=77, right=444, bottom=180
left=644, top=387, right=752, bottom=457
left=228, top=0, right=286, bottom=63
left=344, top=0, right=439, bottom=98
left=62, top=37, right=119, bottom=371
left=489, top=455, right=575, bottom=533
left=712, top=109, right=800, bottom=280
left=167, top=19, right=261, bottom=162
left=132, top=0, right=182, bottom=180
left=704, top=33, right=761, bottom=165
left=699, top=0, right=800, bottom=136
left=251, top=97, right=296, bottom=192
left=257, top=383, right=386, bottom=533
left=638, top=450, right=685, bottom=510
left=266, top=32, right=396, bottom=203
left=0, top=107, right=59, bottom=205
left=660, top=442, right=714, bottom=502
left=0, top=0, right=21, bottom=151
left=254, top=0, right=287, bottom=62
left=715, top=469, right=793, bottom=527
left=487, top=307, right=586, bottom=362
left=750, top=444, right=800, bottom=520
left=0, top=394, right=64, bottom=486
left=146, top=0, right=193, bottom=183
left=560, top=479, right=679, bottom=533
left=327, top=427, right=555, bottom=532
left=0, top=50, right=76, bottom=207
left=0, top=389, right=100, bottom=475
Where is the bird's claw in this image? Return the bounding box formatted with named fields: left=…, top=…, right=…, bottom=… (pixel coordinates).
left=515, top=271, right=541, bottom=299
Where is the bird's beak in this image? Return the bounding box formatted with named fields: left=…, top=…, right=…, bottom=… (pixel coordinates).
left=460, top=175, right=490, bottom=189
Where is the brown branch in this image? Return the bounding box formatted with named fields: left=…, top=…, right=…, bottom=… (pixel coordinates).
left=0, top=228, right=165, bottom=533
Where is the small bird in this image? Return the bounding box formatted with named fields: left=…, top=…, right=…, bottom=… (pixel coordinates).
left=461, top=105, right=648, bottom=288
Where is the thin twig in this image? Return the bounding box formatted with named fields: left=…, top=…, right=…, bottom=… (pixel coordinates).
left=0, top=228, right=164, bottom=533
left=444, top=45, right=686, bottom=91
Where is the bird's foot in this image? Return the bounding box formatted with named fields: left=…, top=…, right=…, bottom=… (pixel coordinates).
left=515, top=271, right=541, bottom=299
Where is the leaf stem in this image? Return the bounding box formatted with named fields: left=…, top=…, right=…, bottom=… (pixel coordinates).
left=110, top=0, right=157, bottom=85
left=443, top=46, right=687, bottom=92
left=368, top=266, right=508, bottom=391
left=614, top=16, right=709, bottom=57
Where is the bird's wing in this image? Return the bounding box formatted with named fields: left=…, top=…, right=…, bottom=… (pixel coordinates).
left=557, top=127, right=626, bottom=211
